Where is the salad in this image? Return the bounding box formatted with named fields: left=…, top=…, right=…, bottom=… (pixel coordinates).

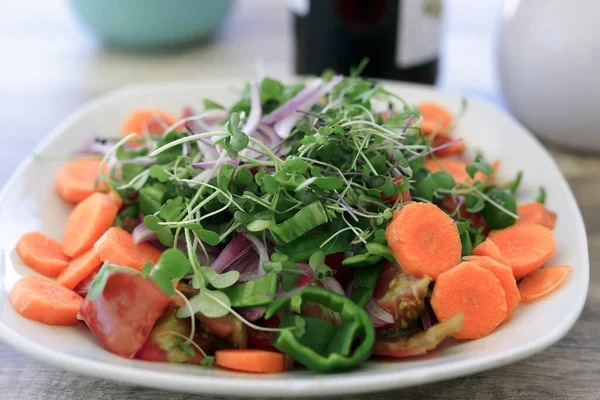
left=9, top=70, right=571, bottom=374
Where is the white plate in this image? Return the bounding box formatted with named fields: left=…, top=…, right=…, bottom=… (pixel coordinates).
left=0, top=80, right=589, bottom=397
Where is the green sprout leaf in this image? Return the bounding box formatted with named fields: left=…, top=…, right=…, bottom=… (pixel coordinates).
left=87, top=263, right=110, bottom=301
left=536, top=186, right=547, bottom=205
left=200, top=266, right=240, bottom=289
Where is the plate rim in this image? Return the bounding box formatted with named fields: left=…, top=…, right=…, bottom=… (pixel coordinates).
left=0, top=79, right=589, bottom=397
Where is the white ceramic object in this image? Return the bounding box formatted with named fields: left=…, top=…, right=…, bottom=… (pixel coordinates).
left=497, top=0, right=600, bottom=151
left=0, top=80, right=589, bottom=397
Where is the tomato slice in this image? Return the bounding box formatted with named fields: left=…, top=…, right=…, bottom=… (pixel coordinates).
left=79, top=270, right=171, bottom=359
left=247, top=316, right=280, bottom=352
left=439, top=195, right=489, bottom=233
left=136, top=306, right=219, bottom=363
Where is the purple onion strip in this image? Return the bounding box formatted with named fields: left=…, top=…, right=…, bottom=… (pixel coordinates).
left=274, top=76, right=343, bottom=139
left=261, top=78, right=323, bottom=125
left=242, top=83, right=262, bottom=136
left=131, top=223, right=158, bottom=244
left=408, top=137, right=464, bottom=161
left=365, top=298, right=395, bottom=330
left=236, top=306, right=266, bottom=322
left=402, top=114, right=415, bottom=134
left=211, top=234, right=253, bottom=273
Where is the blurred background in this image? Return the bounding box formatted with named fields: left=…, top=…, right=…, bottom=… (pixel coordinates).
left=0, top=1, right=598, bottom=398
left=0, top=0, right=510, bottom=184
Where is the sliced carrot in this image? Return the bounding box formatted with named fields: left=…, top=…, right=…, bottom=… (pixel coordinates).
left=487, top=223, right=556, bottom=279
left=431, top=134, right=465, bottom=157
left=9, top=275, right=83, bottom=326
left=472, top=239, right=507, bottom=263
left=56, top=247, right=103, bottom=290
left=517, top=202, right=557, bottom=230
left=122, top=108, right=178, bottom=147
left=62, top=193, right=119, bottom=258
left=424, top=158, right=499, bottom=184
left=215, top=349, right=285, bottom=374
left=94, top=227, right=161, bottom=270
left=464, top=255, right=520, bottom=321
left=431, top=261, right=507, bottom=339
left=519, top=265, right=572, bottom=302
left=417, top=102, right=452, bottom=135
left=385, top=202, right=461, bottom=280
left=54, top=158, right=109, bottom=204
left=16, top=232, right=71, bottom=277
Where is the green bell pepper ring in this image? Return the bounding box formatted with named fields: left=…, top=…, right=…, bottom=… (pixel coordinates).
left=265, top=286, right=375, bottom=372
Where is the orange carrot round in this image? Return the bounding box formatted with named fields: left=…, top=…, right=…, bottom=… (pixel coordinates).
left=425, top=158, right=499, bottom=184
left=487, top=223, right=556, bottom=279
left=56, top=247, right=103, bottom=290
left=519, top=265, right=572, bottom=302
left=385, top=202, right=461, bottom=280
left=472, top=239, right=506, bottom=264
left=122, top=108, right=178, bottom=146
left=54, top=158, right=109, bottom=204
left=9, top=275, right=83, bottom=326
left=215, top=349, right=285, bottom=373
left=94, top=227, right=161, bottom=270
left=431, top=261, right=507, bottom=339
left=16, top=232, right=71, bottom=277
left=417, top=102, right=452, bottom=135
left=464, top=255, right=520, bottom=321
left=62, top=193, right=119, bottom=258
left=517, top=202, right=557, bottom=230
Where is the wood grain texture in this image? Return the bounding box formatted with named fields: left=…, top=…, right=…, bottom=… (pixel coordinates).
left=1, top=0, right=599, bottom=399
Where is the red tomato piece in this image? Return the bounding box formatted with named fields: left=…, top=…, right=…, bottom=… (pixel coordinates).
left=247, top=316, right=280, bottom=352
left=439, top=195, right=489, bottom=234
left=79, top=270, right=171, bottom=359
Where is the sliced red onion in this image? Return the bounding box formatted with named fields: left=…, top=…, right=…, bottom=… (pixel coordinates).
left=321, top=276, right=345, bottom=296
left=402, top=114, right=415, bottom=133
left=211, top=234, right=253, bottom=273
left=261, top=78, right=323, bottom=125
left=132, top=223, right=158, bottom=244
left=274, top=76, right=343, bottom=139
left=182, top=110, right=228, bottom=135
left=229, top=250, right=259, bottom=282
left=236, top=306, right=266, bottom=322
left=74, top=270, right=98, bottom=297
left=239, top=233, right=268, bottom=281
left=181, top=106, right=195, bottom=119
left=74, top=137, right=116, bottom=156
left=242, top=83, right=262, bottom=136
left=408, top=137, right=464, bottom=161
left=365, top=298, right=395, bottom=330
left=421, top=301, right=438, bottom=331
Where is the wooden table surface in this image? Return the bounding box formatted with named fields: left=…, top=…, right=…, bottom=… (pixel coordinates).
left=1, top=1, right=598, bottom=399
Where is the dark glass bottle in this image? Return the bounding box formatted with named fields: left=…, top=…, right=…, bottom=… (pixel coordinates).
left=291, top=0, right=442, bottom=84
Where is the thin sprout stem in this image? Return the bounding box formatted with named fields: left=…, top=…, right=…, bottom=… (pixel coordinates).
left=157, top=330, right=208, bottom=359
left=219, top=221, right=241, bottom=242
left=319, top=227, right=357, bottom=248
left=202, top=291, right=299, bottom=333
left=150, top=131, right=228, bottom=157
left=99, top=133, right=137, bottom=184
left=247, top=137, right=284, bottom=166
left=174, top=289, right=197, bottom=346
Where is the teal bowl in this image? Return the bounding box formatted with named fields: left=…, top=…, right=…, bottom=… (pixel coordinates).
left=70, top=0, right=235, bottom=49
